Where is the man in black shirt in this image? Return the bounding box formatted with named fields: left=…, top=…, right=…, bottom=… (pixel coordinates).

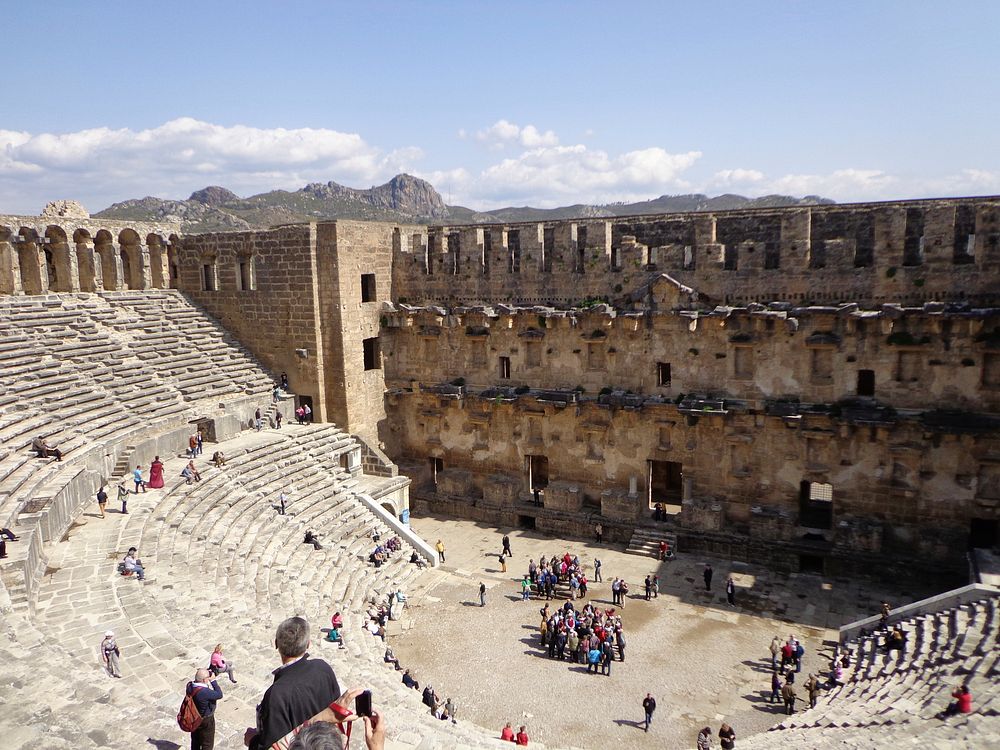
left=245, top=617, right=342, bottom=750
left=642, top=693, right=656, bottom=732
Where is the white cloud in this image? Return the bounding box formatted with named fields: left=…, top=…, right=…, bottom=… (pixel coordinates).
left=0, top=118, right=397, bottom=213
left=475, top=119, right=560, bottom=148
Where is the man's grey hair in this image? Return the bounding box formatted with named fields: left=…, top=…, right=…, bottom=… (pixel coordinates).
left=276, top=616, right=310, bottom=658
left=288, top=722, right=344, bottom=750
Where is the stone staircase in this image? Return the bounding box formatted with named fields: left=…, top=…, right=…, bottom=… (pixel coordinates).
left=625, top=525, right=677, bottom=556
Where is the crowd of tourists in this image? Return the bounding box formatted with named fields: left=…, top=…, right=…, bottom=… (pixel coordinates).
left=539, top=599, right=626, bottom=675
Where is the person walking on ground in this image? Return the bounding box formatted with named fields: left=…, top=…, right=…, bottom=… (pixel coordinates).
left=498, top=554, right=507, bottom=574
left=502, top=534, right=513, bottom=557
left=616, top=628, right=626, bottom=662
left=804, top=673, right=820, bottom=709
left=479, top=582, right=486, bottom=607
left=782, top=679, right=798, bottom=715
left=187, top=667, right=224, bottom=750
left=696, top=726, right=712, bottom=750
left=436, top=539, right=446, bottom=563
left=97, top=486, right=108, bottom=519
left=255, top=408, right=263, bottom=432
left=521, top=576, right=531, bottom=601
left=188, top=434, right=198, bottom=459
left=642, top=693, right=656, bottom=733
left=718, top=722, right=736, bottom=749
left=770, top=670, right=782, bottom=704
left=117, top=483, right=129, bottom=514
left=133, top=465, right=147, bottom=494
left=303, top=403, right=312, bottom=423
left=594, top=557, right=602, bottom=582
left=769, top=636, right=781, bottom=669
left=196, top=431, right=204, bottom=456
left=595, top=523, right=603, bottom=543
left=210, top=644, right=238, bottom=684
left=704, top=564, right=713, bottom=591
left=275, top=411, right=283, bottom=429
left=278, top=491, right=288, bottom=516
left=612, top=578, right=621, bottom=606
left=101, top=630, right=122, bottom=677
left=726, top=576, right=736, bottom=606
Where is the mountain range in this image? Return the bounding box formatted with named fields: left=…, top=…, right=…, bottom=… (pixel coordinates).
left=93, top=173, right=834, bottom=233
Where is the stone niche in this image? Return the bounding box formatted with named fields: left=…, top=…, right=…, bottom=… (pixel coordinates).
left=833, top=517, right=884, bottom=554
left=483, top=474, right=521, bottom=507
left=600, top=487, right=640, bottom=521
left=544, top=481, right=583, bottom=512
left=679, top=497, right=724, bottom=531
left=437, top=469, right=476, bottom=498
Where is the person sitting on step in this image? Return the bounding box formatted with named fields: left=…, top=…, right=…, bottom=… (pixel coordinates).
left=31, top=435, right=62, bottom=461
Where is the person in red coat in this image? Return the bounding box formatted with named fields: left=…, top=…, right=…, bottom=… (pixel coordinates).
left=941, top=684, right=973, bottom=717
left=515, top=726, right=529, bottom=745
left=500, top=722, right=515, bottom=741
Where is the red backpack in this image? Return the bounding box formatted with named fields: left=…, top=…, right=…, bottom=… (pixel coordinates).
left=177, top=686, right=203, bottom=733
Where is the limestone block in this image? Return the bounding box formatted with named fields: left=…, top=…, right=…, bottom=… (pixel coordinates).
left=600, top=487, right=639, bottom=521
left=436, top=468, right=475, bottom=497
left=483, top=474, right=521, bottom=507
left=543, top=481, right=582, bottom=512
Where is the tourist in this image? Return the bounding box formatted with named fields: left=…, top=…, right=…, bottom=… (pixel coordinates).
left=880, top=601, right=891, bottom=628
left=498, top=554, right=507, bottom=573
left=644, top=575, right=652, bottom=600
left=281, top=372, right=289, bottom=390
left=587, top=644, right=602, bottom=674
left=940, top=684, right=973, bottom=717
left=658, top=540, right=668, bottom=560
left=303, top=403, right=313, bottom=422
left=181, top=464, right=195, bottom=485
left=619, top=579, right=628, bottom=607
left=502, top=534, right=513, bottom=557
left=96, top=486, right=108, bottom=519
left=770, top=670, right=782, bottom=704
left=654, top=502, right=664, bottom=521
left=615, top=627, right=626, bottom=661
left=101, top=630, right=122, bottom=677
left=726, top=576, right=736, bottom=606
left=442, top=697, right=457, bottom=723
left=828, top=659, right=844, bottom=688
left=132, top=465, right=147, bottom=494
left=704, top=564, right=713, bottom=591
left=781, top=679, right=797, bottom=715
left=650, top=574, right=658, bottom=598
left=31, top=435, right=62, bottom=461
left=186, top=460, right=202, bottom=482
left=279, top=491, right=288, bottom=515
left=148, top=456, right=165, bottom=489
left=500, top=722, right=515, bottom=741
left=402, top=669, right=419, bottom=690
left=697, top=726, right=712, bottom=749
left=255, top=407, right=263, bottom=432
left=295, top=406, right=305, bottom=425
left=435, top=539, right=446, bottom=563
left=304, top=530, right=322, bottom=550
left=594, top=557, right=602, bottom=582
left=196, top=430, right=204, bottom=456
left=612, top=578, right=621, bottom=605
left=595, top=523, right=603, bottom=543
left=117, top=483, right=130, bottom=513
left=243, top=617, right=342, bottom=750
left=789, top=635, right=803, bottom=672
left=421, top=685, right=440, bottom=714
left=718, top=722, right=736, bottom=749
left=273, top=386, right=281, bottom=403
left=212, top=451, right=226, bottom=468
left=769, top=636, right=781, bottom=669
left=642, top=692, right=656, bottom=732
left=209, top=644, right=237, bottom=683
left=188, top=434, right=198, bottom=458
left=515, top=725, right=529, bottom=745
left=479, top=581, right=486, bottom=607
left=780, top=640, right=794, bottom=671
left=384, top=646, right=401, bottom=670
left=187, top=667, right=224, bottom=750
left=804, top=673, right=820, bottom=708
left=0, top=528, right=16, bottom=541
left=275, top=411, right=283, bottom=429
left=123, top=547, right=145, bottom=580
left=886, top=626, right=905, bottom=653
left=287, top=718, right=386, bottom=750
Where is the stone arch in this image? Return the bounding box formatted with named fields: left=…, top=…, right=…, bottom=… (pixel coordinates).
left=0, top=225, right=19, bottom=295
left=147, top=233, right=166, bottom=289
left=17, top=227, right=46, bottom=294
left=44, top=226, right=77, bottom=292
left=118, top=229, right=145, bottom=290
left=167, top=234, right=181, bottom=288
left=74, top=228, right=98, bottom=292
left=380, top=500, right=399, bottom=519
left=95, top=229, right=120, bottom=290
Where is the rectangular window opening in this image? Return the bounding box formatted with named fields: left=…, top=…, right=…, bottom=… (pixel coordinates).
left=363, top=336, right=381, bottom=370
left=657, top=362, right=672, bottom=387
left=799, top=480, right=833, bottom=529
left=499, top=356, right=511, bottom=379
left=857, top=369, right=875, bottom=397
left=361, top=273, right=377, bottom=302
left=648, top=460, right=683, bottom=508
left=201, top=263, right=216, bottom=291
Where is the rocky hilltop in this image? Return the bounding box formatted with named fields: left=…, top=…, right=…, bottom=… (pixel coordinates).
left=94, top=173, right=832, bottom=233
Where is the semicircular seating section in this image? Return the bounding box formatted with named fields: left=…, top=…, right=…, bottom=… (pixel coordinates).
left=741, top=592, right=1000, bottom=749
left=0, top=290, right=513, bottom=750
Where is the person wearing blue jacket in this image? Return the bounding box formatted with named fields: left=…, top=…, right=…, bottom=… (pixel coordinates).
left=187, top=668, right=224, bottom=750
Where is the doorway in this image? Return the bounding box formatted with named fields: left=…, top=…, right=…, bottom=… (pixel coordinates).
left=429, top=457, right=444, bottom=487
left=799, top=554, right=825, bottom=575
left=649, top=460, right=683, bottom=506
left=527, top=455, right=549, bottom=490
left=970, top=518, right=998, bottom=549
left=799, top=481, right=833, bottom=529
left=857, top=369, right=875, bottom=397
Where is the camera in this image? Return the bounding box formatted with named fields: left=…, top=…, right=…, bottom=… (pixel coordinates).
left=355, top=690, right=373, bottom=717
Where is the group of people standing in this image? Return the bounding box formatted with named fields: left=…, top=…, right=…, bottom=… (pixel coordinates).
left=539, top=599, right=627, bottom=676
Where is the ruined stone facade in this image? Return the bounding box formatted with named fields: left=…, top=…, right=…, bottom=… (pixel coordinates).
left=5, top=195, right=999, bottom=581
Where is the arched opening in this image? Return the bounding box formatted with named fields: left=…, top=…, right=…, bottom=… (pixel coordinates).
left=380, top=501, right=398, bottom=520
left=95, top=230, right=118, bottom=290
left=17, top=227, right=44, bottom=294
left=147, top=233, right=166, bottom=289
left=74, top=229, right=97, bottom=292
left=0, top=226, right=17, bottom=294
left=44, top=226, right=75, bottom=292
left=167, top=234, right=181, bottom=288
left=118, top=229, right=144, bottom=290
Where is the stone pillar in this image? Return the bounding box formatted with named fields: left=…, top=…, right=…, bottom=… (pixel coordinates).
left=553, top=222, right=578, bottom=273
left=459, top=228, right=484, bottom=274
left=138, top=244, right=153, bottom=289
left=683, top=476, right=693, bottom=501
left=0, top=239, right=22, bottom=295
left=628, top=475, right=638, bottom=497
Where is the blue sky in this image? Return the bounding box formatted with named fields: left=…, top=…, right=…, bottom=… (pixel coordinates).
left=1, top=1, right=998, bottom=213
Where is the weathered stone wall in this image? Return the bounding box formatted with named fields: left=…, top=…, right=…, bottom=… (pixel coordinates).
left=390, top=197, right=1000, bottom=308
left=383, top=305, right=1000, bottom=413
left=386, top=389, right=999, bottom=578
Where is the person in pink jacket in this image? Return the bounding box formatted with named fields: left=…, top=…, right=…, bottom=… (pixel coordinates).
left=209, top=643, right=237, bottom=683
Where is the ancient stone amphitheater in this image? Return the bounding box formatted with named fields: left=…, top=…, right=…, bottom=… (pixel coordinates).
left=0, top=202, right=998, bottom=748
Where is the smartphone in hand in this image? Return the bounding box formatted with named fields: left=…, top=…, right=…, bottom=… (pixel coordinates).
left=355, top=690, right=373, bottom=717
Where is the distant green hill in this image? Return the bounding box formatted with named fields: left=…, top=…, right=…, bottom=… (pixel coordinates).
left=94, top=173, right=833, bottom=233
